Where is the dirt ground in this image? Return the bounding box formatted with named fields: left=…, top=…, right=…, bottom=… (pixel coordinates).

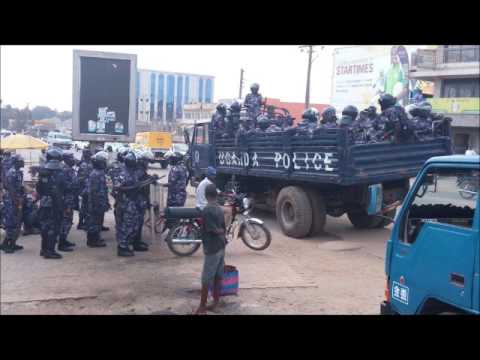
left=1, top=167, right=391, bottom=315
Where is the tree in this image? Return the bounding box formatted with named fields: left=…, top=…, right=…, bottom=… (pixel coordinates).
left=31, top=105, right=56, bottom=120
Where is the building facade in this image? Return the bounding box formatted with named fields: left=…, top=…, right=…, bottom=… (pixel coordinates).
left=409, top=46, right=480, bottom=153
left=135, top=69, right=215, bottom=132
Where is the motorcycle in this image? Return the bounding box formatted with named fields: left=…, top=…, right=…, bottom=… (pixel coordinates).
left=457, top=174, right=479, bottom=200
left=164, top=190, right=271, bottom=257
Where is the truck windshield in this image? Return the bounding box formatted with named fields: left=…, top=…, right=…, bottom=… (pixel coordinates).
left=403, top=168, right=478, bottom=243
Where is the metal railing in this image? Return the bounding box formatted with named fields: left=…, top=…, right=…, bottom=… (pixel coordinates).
left=444, top=46, right=480, bottom=63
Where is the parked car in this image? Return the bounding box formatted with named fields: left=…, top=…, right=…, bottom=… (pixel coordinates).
left=47, top=132, right=73, bottom=150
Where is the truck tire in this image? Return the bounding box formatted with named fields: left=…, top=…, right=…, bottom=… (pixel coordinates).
left=276, top=186, right=312, bottom=238
left=347, top=208, right=383, bottom=229
left=306, top=189, right=326, bottom=236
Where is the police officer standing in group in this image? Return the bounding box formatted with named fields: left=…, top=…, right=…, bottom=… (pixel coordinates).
left=77, top=148, right=93, bottom=230
left=85, top=151, right=110, bottom=248
left=244, top=83, right=263, bottom=127
left=37, top=148, right=65, bottom=259
left=1, top=154, right=26, bottom=253
left=133, top=150, right=155, bottom=252
left=1, top=150, right=13, bottom=185
left=58, top=152, right=78, bottom=251
left=226, top=100, right=242, bottom=138
left=108, top=147, right=128, bottom=226
left=166, top=152, right=188, bottom=207
left=113, top=151, right=141, bottom=257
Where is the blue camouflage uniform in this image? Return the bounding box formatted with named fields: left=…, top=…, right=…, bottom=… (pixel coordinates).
left=108, top=161, right=125, bottom=224
left=244, top=92, right=263, bottom=124
left=113, top=166, right=140, bottom=248
left=167, top=164, right=188, bottom=207
left=37, top=163, right=65, bottom=253
left=85, top=168, right=110, bottom=238
left=77, top=160, right=93, bottom=227
left=3, top=167, right=24, bottom=241
left=135, top=162, right=150, bottom=241
left=59, top=162, right=78, bottom=243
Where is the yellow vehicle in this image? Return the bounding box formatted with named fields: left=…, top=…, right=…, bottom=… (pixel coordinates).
left=134, top=131, right=173, bottom=168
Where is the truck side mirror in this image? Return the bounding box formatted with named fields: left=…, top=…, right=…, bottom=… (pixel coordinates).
left=183, top=128, right=190, bottom=145
left=367, top=184, right=383, bottom=215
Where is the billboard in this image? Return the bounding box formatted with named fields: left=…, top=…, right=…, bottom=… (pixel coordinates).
left=72, top=50, right=137, bottom=142
left=428, top=98, right=480, bottom=114
left=330, top=46, right=431, bottom=112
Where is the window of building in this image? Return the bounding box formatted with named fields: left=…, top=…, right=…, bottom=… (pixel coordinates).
left=444, top=45, right=480, bottom=63
left=205, top=78, right=213, bottom=103
left=199, top=78, right=204, bottom=103
left=402, top=167, right=478, bottom=244
left=442, top=79, right=480, bottom=98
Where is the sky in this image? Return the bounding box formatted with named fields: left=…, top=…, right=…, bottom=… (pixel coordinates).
left=0, top=45, right=337, bottom=112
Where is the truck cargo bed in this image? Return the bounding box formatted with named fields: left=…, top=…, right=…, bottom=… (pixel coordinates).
left=213, top=128, right=452, bottom=186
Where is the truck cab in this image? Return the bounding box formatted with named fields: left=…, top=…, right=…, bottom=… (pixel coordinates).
left=185, top=121, right=215, bottom=182
left=379, top=155, right=479, bottom=315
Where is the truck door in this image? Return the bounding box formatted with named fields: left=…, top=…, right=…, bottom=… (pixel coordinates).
left=389, top=166, right=479, bottom=314
left=191, top=123, right=214, bottom=178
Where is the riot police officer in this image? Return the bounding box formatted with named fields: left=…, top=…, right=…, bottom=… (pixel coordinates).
left=297, top=107, right=319, bottom=133
left=85, top=151, right=110, bottom=248
left=212, top=103, right=227, bottom=136
left=339, top=105, right=358, bottom=128
left=58, top=152, right=78, bottom=251
left=408, top=101, right=433, bottom=140
left=226, top=100, right=242, bottom=138
left=133, top=150, right=155, bottom=252
left=320, top=107, right=338, bottom=128
left=1, top=154, right=25, bottom=253
left=113, top=152, right=141, bottom=257
left=1, top=150, right=13, bottom=185
left=77, top=149, right=93, bottom=230
left=254, top=115, right=271, bottom=133
left=167, top=152, right=188, bottom=207
left=37, top=148, right=65, bottom=259
left=244, top=83, right=263, bottom=125
left=379, top=94, right=414, bottom=144
left=109, top=147, right=128, bottom=226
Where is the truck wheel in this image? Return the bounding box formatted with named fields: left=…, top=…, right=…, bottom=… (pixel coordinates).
left=306, top=189, right=326, bottom=236
left=347, top=208, right=383, bottom=229
left=276, top=186, right=312, bottom=238
left=375, top=209, right=397, bottom=228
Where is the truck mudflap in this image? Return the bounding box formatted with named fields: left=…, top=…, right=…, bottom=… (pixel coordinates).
left=380, top=301, right=397, bottom=315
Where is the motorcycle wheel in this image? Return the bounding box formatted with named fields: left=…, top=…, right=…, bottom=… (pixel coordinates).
left=166, top=223, right=202, bottom=257
left=240, top=222, right=271, bottom=251
left=458, top=182, right=476, bottom=200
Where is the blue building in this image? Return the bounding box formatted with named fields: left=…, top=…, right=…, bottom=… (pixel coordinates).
left=136, top=69, right=215, bottom=131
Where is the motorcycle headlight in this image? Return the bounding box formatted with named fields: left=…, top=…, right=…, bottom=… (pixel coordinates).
left=242, top=197, right=251, bottom=210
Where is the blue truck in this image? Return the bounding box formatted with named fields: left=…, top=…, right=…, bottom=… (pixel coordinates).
left=185, top=122, right=453, bottom=239
left=374, top=155, right=479, bottom=315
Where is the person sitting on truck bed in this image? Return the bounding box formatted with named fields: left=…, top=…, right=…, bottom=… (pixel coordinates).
left=253, top=115, right=271, bottom=133
left=320, top=107, right=338, bottom=129
left=407, top=101, right=434, bottom=141
left=212, top=103, right=227, bottom=138
left=296, top=108, right=320, bottom=134
left=339, top=105, right=358, bottom=129
left=226, top=100, right=241, bottom=138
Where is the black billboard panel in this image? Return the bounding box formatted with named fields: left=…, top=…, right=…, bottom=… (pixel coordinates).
left=73, top=50, right=137, bottom=142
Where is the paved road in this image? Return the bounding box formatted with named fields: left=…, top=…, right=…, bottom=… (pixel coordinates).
left=1, top=166, right=392, bottom=315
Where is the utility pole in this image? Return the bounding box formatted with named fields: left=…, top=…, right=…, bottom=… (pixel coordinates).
left=300, top=45, right=323, bottom=109
left=239, top=68, right=245, bottom=99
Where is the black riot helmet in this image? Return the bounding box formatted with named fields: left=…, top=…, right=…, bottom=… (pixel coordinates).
left=321, top=107, right=337, bottom=124
left=366, top=106, right=377, bottom=117
left=230, top=100, right=241, bottom=113
left=92, top=151, right=108, bottom=170
left=216, top=103, right=227, bottom=115
left=302, top=107, right=319, bottom=124
left=169, top=152, right=184, bottom=166
left=410, top=101, right=433, bottom=118
left=250, top=83, right=260, bottom=94
left=62, top=152, right=76, bottom=167
left=379, top=94, right=397, bottom=111
left=342, top=105, right=358, bottom=120
left=257, top=115, right=271, bottom=131
left=81, top=148, right=92, bottom=162
left=12, top=154, right=25, bottom=169
left=124, top=151, right=137, bottom=169
left=117, top=147, right=129, bottom=163
left=46, top=148, right=63, bottom=162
